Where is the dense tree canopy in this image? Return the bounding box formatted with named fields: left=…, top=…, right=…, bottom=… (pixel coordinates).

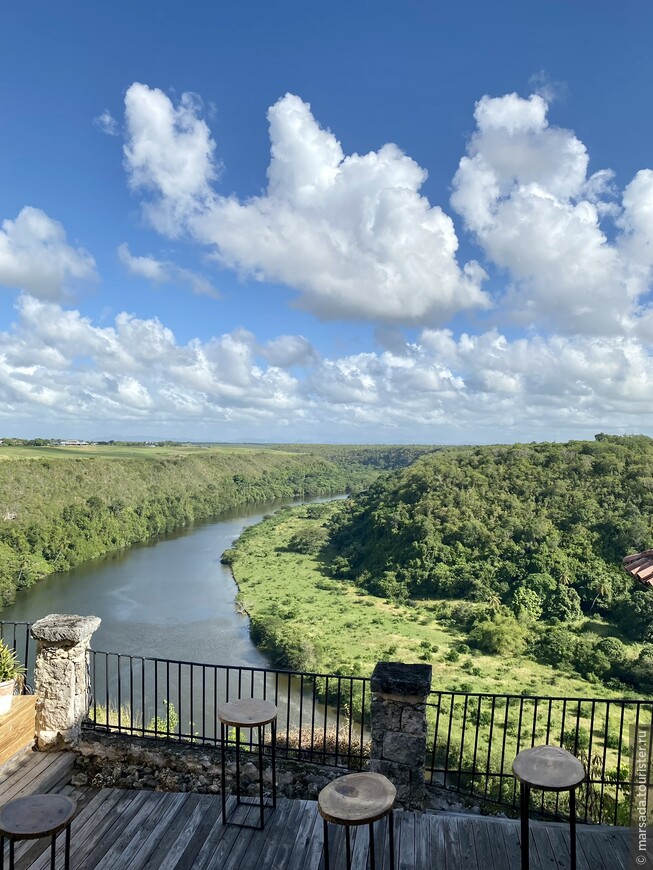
left=328, top=435, right=653, bottom=687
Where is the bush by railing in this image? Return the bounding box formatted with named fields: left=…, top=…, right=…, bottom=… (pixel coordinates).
left=426, top=689, right=653, bottom=826
left=0, top=620, right=34, bottom=693
left=86, top=650, right=371, bottom=770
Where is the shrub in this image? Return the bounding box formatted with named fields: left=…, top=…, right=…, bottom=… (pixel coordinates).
left=469, top=613, right=527, bottom=656
left=0, top=640, right=24, bottom=683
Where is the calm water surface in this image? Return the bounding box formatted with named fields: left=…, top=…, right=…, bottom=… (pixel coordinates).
left=1, top=495, right=340, bottom=667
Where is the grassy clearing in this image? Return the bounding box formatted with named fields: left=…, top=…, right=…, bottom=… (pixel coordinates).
left=229, top=502, right=646, bottom=700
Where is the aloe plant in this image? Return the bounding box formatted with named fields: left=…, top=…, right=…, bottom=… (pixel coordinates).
left=0, top=640, right=24, bottom=683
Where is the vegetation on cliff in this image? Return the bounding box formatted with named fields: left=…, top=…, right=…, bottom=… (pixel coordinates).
left=229, top=436, right=653, bottom=697
left=0, top=443, right=426, bottom=608
left=326, top=435, right=653, bottom=693
left=228, top=500, right=649, bottom=699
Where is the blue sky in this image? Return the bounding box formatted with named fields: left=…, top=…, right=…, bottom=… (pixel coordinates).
left=1, top=0, right=652, bottom=443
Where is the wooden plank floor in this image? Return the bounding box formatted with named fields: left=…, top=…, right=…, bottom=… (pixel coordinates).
left=0, top=750, right=646, bottom=869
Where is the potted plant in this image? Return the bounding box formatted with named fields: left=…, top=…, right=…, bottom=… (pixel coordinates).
left=0, top=639, right=25, bottom=716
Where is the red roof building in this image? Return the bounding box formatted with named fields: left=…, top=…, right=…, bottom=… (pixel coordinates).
left=622, top=549, right=653, bottom=587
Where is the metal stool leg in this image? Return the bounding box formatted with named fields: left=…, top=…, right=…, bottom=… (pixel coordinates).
left=1, top=833, right=4, bottom=870
left=258, top=724, right=265, bottom=830
left=271, top=718, right=277, bottom=809
left=65, top=822, right=71, bottom=870
left=388, top=810, right=395, bottom=870
left=369, top=821, right=376, bottom=870
left=569, top=788, right=576, bottom=870
left=9, top=839, right=14, bottom=870
left=220, top=721, right=227, bottom=824
left=235, top=726, right=241, bottom=805
left=323, top=818, right=330, bottom=870
left=520, top=783, right=530, bottom=870
left=345, top=826, right=351, bottom=869
left=50, top=833, right=56, bottom=870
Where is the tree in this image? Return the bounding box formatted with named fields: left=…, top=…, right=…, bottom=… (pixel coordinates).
left=512, top=587, right=543, bottom=622
left=287, top=526, right=328, bottom=555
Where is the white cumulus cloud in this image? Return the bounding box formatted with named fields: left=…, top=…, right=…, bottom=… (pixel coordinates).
left=2, top=295, right=653, bottom=440
left=123, top=83, right=218, bottom=236
left=122, top=84, right=489, bottom=326
left=451, top=92, right=653, bottom=335
left=0, top=207, right=96, bottom=300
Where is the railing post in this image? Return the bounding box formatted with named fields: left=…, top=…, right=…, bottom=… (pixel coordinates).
left=370, top=661, right=432, bottom=809
left=31, top=614, right=101, bottom=751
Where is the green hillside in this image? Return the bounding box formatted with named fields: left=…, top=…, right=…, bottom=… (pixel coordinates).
left=327, top=435, right=653, bottom=693
left=0, top=443, right=417, bottom=608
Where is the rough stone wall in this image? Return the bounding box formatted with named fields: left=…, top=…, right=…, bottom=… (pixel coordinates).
left=74, top=731, right=357, bottom=801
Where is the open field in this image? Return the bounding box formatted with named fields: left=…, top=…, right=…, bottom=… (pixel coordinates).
left=0, top=444, right=283, bottom=461
left=228, top=502, right=645, bottom=701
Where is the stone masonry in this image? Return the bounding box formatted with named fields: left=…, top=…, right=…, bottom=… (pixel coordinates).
left=31, top=613, right=101, bottom=750
left=370, top=661, right=432, bottom=808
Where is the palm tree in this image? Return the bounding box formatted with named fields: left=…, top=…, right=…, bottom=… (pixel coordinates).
left=590, top=578, right=611, bottom=613
left=486, top=593, right=501, bottom=613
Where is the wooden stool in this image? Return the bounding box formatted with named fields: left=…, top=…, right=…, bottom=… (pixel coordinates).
left=0, top=794, right=76, bottom=870
left=219, top=697, right=277, bottom=830
left=513, top=745, right=585, bottom=870
left=318, top=772, right=396, bottom=870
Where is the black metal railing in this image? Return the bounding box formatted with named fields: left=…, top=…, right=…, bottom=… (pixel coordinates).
left=426, top=689, right=653, bottom=826
left=5, top=617, right=649, bottom=826
left=0, top=620, right=34, bottom=693
left=87, top=650, right=371, bottom=770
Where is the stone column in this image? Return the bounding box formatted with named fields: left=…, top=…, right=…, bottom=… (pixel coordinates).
left=31, top=614, right=101, bottom=751
left=370, top=661, right=432, bottom=808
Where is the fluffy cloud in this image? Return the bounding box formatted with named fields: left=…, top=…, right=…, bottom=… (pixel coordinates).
left=0, top=207, right=96, bottom=300
left=117, top=243, right=217, bottom=297
left=451, top=93, right=653, bottom=334
left=123, top=85, right=488, bottom=325
left=123, top=84, right=217, bottom=235
left=121, top=83, right=653, bottom=337
left=0, top=296, right=302, bottom=427
left=3, top=294, right=653, bottom=441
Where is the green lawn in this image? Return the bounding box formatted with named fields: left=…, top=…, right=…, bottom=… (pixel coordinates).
left=228, top=502, right=645, bottom=700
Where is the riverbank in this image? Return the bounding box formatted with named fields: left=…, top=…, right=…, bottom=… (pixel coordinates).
left=0, top=497, right=341, bottom=664
left=0, top=445, right=383, bottom=609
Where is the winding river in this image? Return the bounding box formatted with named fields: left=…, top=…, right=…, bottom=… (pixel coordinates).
left=0, top=495, right=340, bottom=667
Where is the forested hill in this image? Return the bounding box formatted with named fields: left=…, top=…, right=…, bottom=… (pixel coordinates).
left=0, top=444, right=416, bottom=608
left=328, top=435, right=653, bottom=641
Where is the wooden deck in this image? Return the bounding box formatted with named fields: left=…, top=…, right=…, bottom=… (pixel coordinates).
left=0, top=749, right=646, bottom=869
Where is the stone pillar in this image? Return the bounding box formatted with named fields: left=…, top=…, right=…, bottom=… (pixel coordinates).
left=31, top=614, right=101, bottom=751
left=370, top=661, right=432, bottom=808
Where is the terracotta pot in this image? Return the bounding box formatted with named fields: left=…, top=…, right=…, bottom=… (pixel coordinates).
left=0, top=678, right=15, bottom=716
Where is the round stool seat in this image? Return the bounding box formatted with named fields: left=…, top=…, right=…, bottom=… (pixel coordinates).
left=218, top=698, right=278, bottom=728
left=319, top=772, right=396, bottom=826
left=0, top=794, right=76, bottom=840
left=218, top=697, right=278, bottom=830
left=513, top=745, right=585, bottom=792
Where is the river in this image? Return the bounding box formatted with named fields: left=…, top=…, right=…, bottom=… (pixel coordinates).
left=0, top=495, right=342, bottom=667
